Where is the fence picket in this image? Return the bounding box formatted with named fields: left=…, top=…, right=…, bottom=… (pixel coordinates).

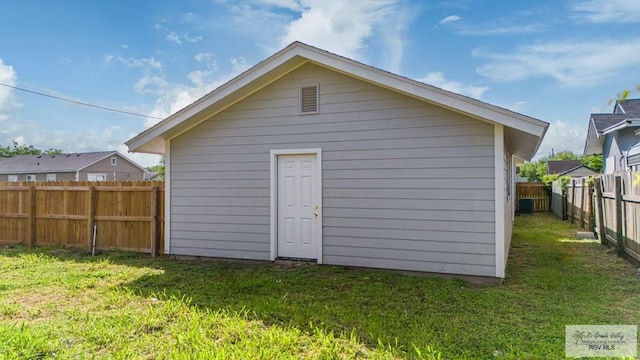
left=0, top=181, right=164, bottom=254
left=561, top=171, right=640, bottom=265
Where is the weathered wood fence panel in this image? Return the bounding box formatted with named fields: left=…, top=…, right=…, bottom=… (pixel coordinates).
left=0, top=181, right=164, bottom=255
left=566, top=178, right=593, bottom=230
left=516, top=182, right=550, bottom=212
left=551, top=180, right=565, bottom=219
left=562, top=171, right=639, bottom=265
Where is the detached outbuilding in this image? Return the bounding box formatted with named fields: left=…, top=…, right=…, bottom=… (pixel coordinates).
left=127, top=42, right=548, bottom=279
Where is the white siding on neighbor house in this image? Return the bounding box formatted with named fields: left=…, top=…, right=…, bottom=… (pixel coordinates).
left=169, top=63, right=496, bottom=276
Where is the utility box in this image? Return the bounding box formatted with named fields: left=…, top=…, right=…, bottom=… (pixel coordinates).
left=518, top=198, right=534, bottom=214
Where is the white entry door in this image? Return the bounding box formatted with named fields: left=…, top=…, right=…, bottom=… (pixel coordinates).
left=277, top=154, right=319, bottom=259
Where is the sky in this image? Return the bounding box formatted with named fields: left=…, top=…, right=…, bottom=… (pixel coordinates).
left=1, top=0, right=640, bottom=167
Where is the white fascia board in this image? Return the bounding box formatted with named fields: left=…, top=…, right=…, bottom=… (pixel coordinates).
left=601, top=119, right=640, bottom=135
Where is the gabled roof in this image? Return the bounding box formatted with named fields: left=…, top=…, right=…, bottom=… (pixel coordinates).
left=584, top=99, right=640, bottom=155
left=0, top=151, right=145, bottom=174
left=127, top=41, right=548, bottom=161
left=614, top=99, right=640, bottom=115
left=557, top=164, right=599, bottom=177
left=547, top=160, right=582, bottom=175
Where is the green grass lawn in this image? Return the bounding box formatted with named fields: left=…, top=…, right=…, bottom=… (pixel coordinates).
left=0, top=213, right=638, bottom=359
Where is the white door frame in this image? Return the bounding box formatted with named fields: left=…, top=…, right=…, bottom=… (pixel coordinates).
left=270, top=148, right=322, bottom=263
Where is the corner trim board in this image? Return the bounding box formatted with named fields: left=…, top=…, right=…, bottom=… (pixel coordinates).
left=164, top=140, right=171, bottom=254
left=494, top=124, right=506, bottom=278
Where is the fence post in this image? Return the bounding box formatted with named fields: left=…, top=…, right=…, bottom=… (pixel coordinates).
left=594, top=177, right=605, bottom=244
left=28, top=185, right=36, bottom=248
left=150, top=186, right=158, bottom=257
left=87, top=186, right=96, bottom=252
left=579, top=177, right=586, bottom=229
left=614, top=175, right=624, bottom=257
left=588, top=180, right=594, bottom=232
left=568, top=179, right=575, bottom=224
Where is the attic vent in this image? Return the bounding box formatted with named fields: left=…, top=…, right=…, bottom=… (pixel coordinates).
left=299, top=85, right=318, bottom=114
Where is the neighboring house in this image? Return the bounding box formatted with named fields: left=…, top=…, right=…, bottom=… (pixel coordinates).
left=127, top=42, right=549, bottom=279
left=547, top=160, right=598, bottom=178
left=0, top=151, right=148, bottom=182
left=583, top=99, right=640, bottom=173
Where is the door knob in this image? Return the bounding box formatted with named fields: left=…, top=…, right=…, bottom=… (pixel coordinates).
left=313, top=212, right=318, bottom=217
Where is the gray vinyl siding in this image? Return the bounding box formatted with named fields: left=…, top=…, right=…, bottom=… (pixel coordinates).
left=79, top=154, right=145, bottom=181
left=170, top=63, right=496, bottom=276
left=0, top=172, right=76, bottom=182
left=603, top=128, right=639, bottom=172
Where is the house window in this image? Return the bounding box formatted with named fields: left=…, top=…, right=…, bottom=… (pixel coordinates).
left=26, top=174, right=37, bottom=182
left=299, top=85, right=319, bottom=114
left=111, top=157, right=117, bottom=165
left=7, top=175, right=18, bottom=182
left=87, top=173, right=106, bottom=182
left=46, top=174, right=57, bottom=181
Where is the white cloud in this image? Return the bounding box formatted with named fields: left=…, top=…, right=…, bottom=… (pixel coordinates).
left=440, top=15, right=461, bottom=24
left=184, top=34, right=203, bottom=43
left=277, top=0, right=398, bottom=60
left=143, top=57, right=249, bottom=128
left=187, top=70, right=215, bottom=87
left=571, top=0, right=640, bottom=23
left=231, top=57, right=250, bottom=73
left=536, top=120, right=587, bottom=159
left=421, top=71, right=488, bottom=99
left=58, top=57, right=72, bottom=65
left=134, top=75, right=168, bottom=95
left=195, top=52, right=217, bottom=72
left=454, top=23, right=547, bottom=36
left=164, top=30, right=202, bottom=45
left=255, top=0, right=303, bottom=11
left=110, top=55, right=162, bottom=70
left=0, top=58, right=20, bottom=122
left=165, top=31, right=182, bottom=44
left=473, top=37, right=640, bottom=87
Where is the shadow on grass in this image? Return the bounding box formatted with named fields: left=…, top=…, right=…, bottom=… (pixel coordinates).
left=2, top=213, right=639, bottom=359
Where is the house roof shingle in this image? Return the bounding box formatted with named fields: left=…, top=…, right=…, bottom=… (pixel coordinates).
left=615, top=99, right=640, bottom=115
left=547, top=160, right=583, bottom=175
left=0, top=151, right=117, bottom=174
left=584, top=98, right=640, bottom=155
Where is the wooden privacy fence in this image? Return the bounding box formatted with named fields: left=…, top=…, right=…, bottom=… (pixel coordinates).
left=0, top=181, right=164, bottom=255
left=566, top=177, right=594, bottom=230
left=516, top=182, right=550, bottom=212
left=593, top=172, right=640, bottom=264
left=550, top=180, right=566, bottom=220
